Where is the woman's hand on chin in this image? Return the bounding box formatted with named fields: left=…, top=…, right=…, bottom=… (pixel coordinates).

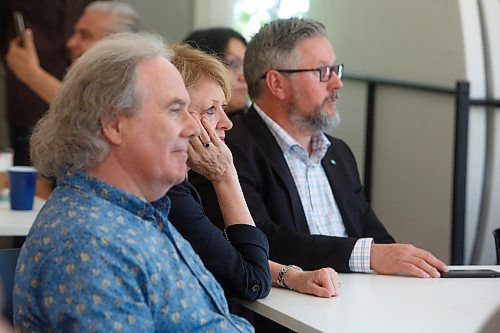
left=187, top=117, right=233, bottom=182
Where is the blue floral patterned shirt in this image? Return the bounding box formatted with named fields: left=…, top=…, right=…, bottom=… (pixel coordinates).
left=13, top=171, right=252, bottom=332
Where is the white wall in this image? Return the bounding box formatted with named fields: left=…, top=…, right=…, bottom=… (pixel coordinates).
left=193, top=0, right=233, bottom=29
left=121, top=0, right=195, bottom=42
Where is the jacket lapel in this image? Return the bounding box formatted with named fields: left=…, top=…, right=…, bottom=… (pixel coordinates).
left=321, top=140, right=358, bottom=237
left=242, top=106, right=310, bottom=233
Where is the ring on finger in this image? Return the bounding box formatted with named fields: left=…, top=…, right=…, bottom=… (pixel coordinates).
left=204, top=141, right=212, bottom=148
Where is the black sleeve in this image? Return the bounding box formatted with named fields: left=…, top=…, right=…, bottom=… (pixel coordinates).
left=167, top=181, right=271, bottom=300
left=0, top=1, right=11, bottom=61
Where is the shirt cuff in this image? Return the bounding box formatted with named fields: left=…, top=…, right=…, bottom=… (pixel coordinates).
left=348, top=238, right=373, bottom=272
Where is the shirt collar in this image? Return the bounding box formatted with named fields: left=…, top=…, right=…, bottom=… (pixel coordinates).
left=253, top=103, right=331, bottom=162
left=60, top=170, right=170, bottom=223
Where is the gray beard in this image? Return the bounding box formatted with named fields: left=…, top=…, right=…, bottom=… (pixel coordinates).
left=290, top=91, right=340, bottom=134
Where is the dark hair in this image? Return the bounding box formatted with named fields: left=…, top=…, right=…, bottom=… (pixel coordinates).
left=183, top=27, right=247, bottom=60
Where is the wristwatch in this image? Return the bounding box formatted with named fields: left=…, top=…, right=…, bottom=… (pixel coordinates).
left=277, top=264, right=303, bottom=290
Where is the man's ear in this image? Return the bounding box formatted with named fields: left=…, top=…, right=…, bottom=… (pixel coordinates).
left=265, top=70, right=288, bottom=100
left=100, top=115, right=122, bottom=145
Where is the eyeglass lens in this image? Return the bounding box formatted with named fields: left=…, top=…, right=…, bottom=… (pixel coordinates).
left=320, top=65, right=343, bottom=82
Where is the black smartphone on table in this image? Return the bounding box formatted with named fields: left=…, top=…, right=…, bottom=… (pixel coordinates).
left=440, top=269, right=500, bottom=278
left=13, top=11, right=25, bottom=47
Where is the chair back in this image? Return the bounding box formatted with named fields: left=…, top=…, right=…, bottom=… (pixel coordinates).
left=493, top=228, right=500, bottom=265
left=0, top=248, right=21, bottom=324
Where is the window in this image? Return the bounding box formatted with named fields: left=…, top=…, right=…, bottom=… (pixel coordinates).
left=233, top=0, right=310, bottom=41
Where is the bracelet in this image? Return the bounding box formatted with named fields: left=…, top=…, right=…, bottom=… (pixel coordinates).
left=277, top=264, right=303, bottom=290
left=223, top=227, right=230, bottom=242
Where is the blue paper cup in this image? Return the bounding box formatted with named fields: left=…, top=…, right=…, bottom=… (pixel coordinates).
left=8, top=166, right=37, bottom=211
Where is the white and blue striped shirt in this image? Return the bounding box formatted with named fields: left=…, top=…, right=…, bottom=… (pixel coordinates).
left=254, top=104, right=372, bottom=272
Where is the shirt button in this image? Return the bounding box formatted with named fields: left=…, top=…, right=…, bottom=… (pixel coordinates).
left=251, top=285, right=260, bottom=293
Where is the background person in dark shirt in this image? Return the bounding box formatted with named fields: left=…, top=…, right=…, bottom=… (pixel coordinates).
left=0, top=0, right=93, bottom=166
left=4, top=1, right=139, bottom=198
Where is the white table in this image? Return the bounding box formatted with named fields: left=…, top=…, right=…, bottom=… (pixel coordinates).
left=0, top=197, right=44, bottom=236
left=238, top=266, right=500, bottom=333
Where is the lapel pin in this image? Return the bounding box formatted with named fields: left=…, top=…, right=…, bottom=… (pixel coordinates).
left=330, top=159, right=336, bottom=165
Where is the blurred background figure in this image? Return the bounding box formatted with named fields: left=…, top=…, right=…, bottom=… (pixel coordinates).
left=4, top=1, right=140, bottom=199
left=65, top=1, right=141, bottom=63
left=184, top=27, right=248, bottom=117
left=0, top=0, right=93, bottom=166
left=5, top=1, right=141, bottom=106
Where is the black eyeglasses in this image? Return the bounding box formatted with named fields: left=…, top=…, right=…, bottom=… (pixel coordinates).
left=262, top=64, right=344, bottom=82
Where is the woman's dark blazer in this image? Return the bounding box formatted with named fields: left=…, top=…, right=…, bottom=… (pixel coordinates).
left=168, top=180, right=271, bottom=300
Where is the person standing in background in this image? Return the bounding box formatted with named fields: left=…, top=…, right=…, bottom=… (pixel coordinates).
left=184, top=28, right=249, bottom=117
left=5, top=1, right=141, bottom=107
left=4, top=1, right=140, bottom=198
left=0, top=0, right=93, bottom=166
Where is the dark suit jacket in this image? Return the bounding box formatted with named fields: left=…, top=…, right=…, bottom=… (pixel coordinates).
left=190, top=106, right=395, bottom=273
left=168, top=180, right=271, bottom=300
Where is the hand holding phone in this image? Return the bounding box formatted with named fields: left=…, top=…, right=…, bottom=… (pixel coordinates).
left=13, top=11, right=25, bottom=47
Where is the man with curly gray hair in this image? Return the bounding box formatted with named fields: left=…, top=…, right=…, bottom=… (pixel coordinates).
left=13, top=32, right=253, bottom=332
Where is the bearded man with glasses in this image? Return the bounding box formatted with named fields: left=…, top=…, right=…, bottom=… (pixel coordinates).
left=191, top=18, right=448, bottom=282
